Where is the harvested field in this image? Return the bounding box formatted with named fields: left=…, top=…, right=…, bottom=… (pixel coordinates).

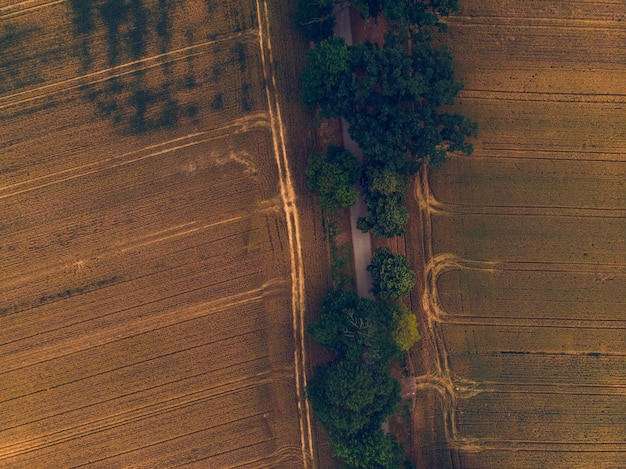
left=409, top=0, right=626, bottom=467
left=0, top=0, right=331, bottom=467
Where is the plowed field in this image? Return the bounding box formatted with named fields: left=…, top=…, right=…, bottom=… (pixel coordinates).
left=409, top=1, right=626, bottom=467
left=0, top=0, right=329, bottom=467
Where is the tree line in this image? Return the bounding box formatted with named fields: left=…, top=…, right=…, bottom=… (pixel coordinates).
left=300, top=0, right=477, bottom=237
left=307, top=249, right=419, bottom=468
left=296, top=1, right=476, bottom=467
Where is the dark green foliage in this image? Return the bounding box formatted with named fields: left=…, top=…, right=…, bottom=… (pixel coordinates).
left=358, top=193, right=409, bottom=238
left=333, top=428, right=405, bottom=469
left=308, top=289, right=401, bottom=362
left=365, top=165, right=409, bottom=198
left=346, top=35, right=475, bottom=169
left=307, top=287, right=415, bottom=468
left=326, top=216, right=355, bottom=289
left=308, top=359, right=401, bottom=438
left=367, top=248, right=415, bottom=299
left=305, top=146, right=361, bottom=212
left=331, top=243, right=351, bottom=288
left=349, top=0, right=385, bottom=19
left=293, top=0, right=336, bottom=43
left=348, top=0, right=459, bottom=28
left=299, top=3, right=477, bottom=236
left=299, top=6, right=476, bottom=168
left=400, top=0, right=459, bottom=28
left=301, top=37, right=352, bottom=118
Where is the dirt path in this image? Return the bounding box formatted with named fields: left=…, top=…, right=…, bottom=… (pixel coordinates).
left=334, top=5, right=374, bottom=299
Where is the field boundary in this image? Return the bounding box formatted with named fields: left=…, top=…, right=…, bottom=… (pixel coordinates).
left=255, top=1, right=314, bottom=467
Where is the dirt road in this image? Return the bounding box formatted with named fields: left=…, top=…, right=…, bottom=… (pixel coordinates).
left=334, top=6, right=374, bottom=299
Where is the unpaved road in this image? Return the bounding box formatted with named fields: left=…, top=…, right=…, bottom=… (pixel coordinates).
left=334, top=6, right=374, bottom=299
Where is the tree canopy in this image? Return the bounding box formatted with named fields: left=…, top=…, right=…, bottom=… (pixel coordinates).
left=332, top=428, right=405, bottom=469
left=357, top=193, right=409, bottom=238
left=301, top=36, right=352, bottom=118
left=306, top=146, right=361, bottom=212
left=306, top=288, right=418, bottom=468
left=308, top=288, right=401, bottom=362
left=300, top=6, right=477, bottom=236
left=307, top=358, right=401, bottom=438
left=367, top=248, right=416, bottom=299
left=293, top=0, right=336, bottom=43
left=390, top=302, right=420, bottom=351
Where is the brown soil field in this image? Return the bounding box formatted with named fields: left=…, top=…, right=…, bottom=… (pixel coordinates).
left=408, top=1, right=626, bottom=467
left=0, top=0, right=334, bottom=467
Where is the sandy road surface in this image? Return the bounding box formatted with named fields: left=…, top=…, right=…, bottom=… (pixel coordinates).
left=334, top=5, right=374, bottom=300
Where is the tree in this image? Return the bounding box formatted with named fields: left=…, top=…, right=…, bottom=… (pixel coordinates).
left=358, top=193, right=409, bottom=238
left=347, top=35, right=476, bottom=169
left=301, top=37, right=352, bottom=118
left=389, top=303, right=420, bottom=351
left=367, top=248, right=415, bottom=299
left=365, top=164, right=409, bottom=197
left=306, top=146, right=361, bottom=212
left=293, top=0, right=336, bottom=43
left=308, top=289, right=401, bottom=363
left=333, top=428, right=405, bottom=469
left=307, top=358, right=401, bottom=438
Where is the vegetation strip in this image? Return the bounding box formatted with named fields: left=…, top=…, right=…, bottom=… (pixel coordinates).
left=294, top=1, right=477, bottom=467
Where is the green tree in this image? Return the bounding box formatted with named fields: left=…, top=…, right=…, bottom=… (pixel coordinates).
left=308, top=289, right=401, bottom=362
left=390, top=303, right=420, bottom=351
left=357, top=193, right=409, bottom=238
left=365, top=164, right=409, bottom=197
left=306, top=146, right=361, bottom=212
left=333, top=428, right=405, bottom=469
left=367, top=248, right=415, bottom=299
left=301, top=37, right=352, bottom=118
left=347, top=35, right=476, bottom=169
left=293, top=0, right=336, bottom=43
left=307, top=358, right=401, bottom=438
